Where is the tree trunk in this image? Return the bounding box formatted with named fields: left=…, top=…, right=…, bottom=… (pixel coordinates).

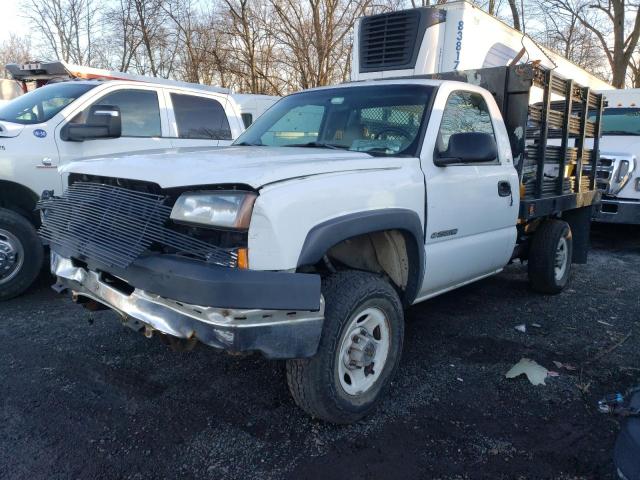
left=507, top=0, right=521, bottom=31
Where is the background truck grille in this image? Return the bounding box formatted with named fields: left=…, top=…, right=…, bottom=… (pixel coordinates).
left=591, top=157, right=614, bottom=193
left=38, top=182, right=237, bottom=269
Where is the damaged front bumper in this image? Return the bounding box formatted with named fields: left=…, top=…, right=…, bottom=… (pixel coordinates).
left=52, top=253, right=325, bottom=359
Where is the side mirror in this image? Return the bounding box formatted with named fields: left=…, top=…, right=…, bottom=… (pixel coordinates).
left=434, top=132, right=498, bottom=167
left=61, top=105, right=122, bottom=142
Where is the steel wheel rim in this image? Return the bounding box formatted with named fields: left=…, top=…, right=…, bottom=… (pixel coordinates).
left=0, top=228, right=24, bottom=285
left=554, top=236, right=568, bottom=281
left=337, top=307, right=391, bottom=396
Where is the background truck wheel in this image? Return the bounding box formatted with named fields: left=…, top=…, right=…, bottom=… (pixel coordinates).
left=528, top=219, right=573, bottom=294
left=286, top=271, right=404, bottom=424
left=0, top=208, right=44, bottom=301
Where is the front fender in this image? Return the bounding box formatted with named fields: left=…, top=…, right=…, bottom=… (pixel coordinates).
left=247, top=164, right=426, bottom=275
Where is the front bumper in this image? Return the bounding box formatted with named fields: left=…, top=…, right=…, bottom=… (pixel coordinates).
left=52, top=254, right=325, bottom=359
left=593, top=198, right=640, bottom=225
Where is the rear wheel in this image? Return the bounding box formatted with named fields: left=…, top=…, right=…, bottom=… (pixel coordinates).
left=528, top=219, right=572, bottom=294
left=286, top=271, right=404, bottom=424
left=0, top=208, right=44, bottom=301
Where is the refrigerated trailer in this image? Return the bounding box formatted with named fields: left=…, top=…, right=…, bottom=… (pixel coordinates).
left=351, top=0, right=612, bottom=94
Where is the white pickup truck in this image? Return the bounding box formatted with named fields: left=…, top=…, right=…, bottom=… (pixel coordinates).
left=40, top=63, right=604, bottom=423
left=0, top=65, right=277, bottom=300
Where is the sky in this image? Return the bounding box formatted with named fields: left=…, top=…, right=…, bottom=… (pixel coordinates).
left=0, top=0, right=30, bottom=43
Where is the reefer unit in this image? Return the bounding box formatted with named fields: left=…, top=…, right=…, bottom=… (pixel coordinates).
left=351, top=0, right=612, bottom=92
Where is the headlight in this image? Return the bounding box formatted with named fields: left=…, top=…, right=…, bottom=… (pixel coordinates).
left=170, top=191, right=257, bottom=229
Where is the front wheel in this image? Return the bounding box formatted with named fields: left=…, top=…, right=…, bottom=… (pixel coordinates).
left=0, top=208, right=44, bottom=301
left=528, top=219, right=573, bottom=294
left=286, top=271, right=404, bottom=424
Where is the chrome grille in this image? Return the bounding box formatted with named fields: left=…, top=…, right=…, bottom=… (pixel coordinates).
left=38, top=182, right=237, bottom=269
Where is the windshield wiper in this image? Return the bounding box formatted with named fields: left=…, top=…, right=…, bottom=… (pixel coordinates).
left=234, top=141, right=263, bottom=146
left=284, top=142, right=348, bottom=150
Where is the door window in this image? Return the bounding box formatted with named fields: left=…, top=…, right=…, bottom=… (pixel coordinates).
left=71, top=89, right=161, bottom=137
left=437, top=91, right=496, bottom=154
left=171, top=93, right=232, bottom=140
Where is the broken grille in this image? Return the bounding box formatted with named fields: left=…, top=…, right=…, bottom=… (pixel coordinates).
left=38, top=182, right=237, bottom=269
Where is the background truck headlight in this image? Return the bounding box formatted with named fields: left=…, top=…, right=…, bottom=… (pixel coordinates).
left=170, top=191, right=257, bottom=229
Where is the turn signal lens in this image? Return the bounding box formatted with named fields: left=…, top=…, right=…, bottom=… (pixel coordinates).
left=237, top=248, right=249, bottom=269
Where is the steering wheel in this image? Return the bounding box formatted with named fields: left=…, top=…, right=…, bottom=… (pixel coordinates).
left=374, top=126, right=412, bottom=141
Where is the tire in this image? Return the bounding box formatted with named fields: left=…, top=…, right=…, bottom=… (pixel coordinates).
left=286, top=271, right=404, bottom=424
left=528, top=219, right=573, bottom=294
left=0, top=208, right=44, bottom=301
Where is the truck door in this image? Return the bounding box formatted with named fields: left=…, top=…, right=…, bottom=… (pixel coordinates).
left=55, top=86, right=173, bottom=165
left=418, top=87, right=519, bottom=298
left=164, top=91, right=243, bottom=148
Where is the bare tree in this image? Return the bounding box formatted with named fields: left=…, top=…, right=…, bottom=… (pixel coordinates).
left=269, top=0, right=373, bottom=89
left=103, top=0, right=142, bottom=72
left=507, top=0, right=521, bottom=31
left=0, top=34, right=32, bottom=78
left=220, top=0, right=287, bottom=94
left=23, top=0, right=101, bottom=65
left=531, top=0, right=608, bottom=79
left=551, top=0, right=640, bottom=88
left=629, top=51, right=640, bottom=87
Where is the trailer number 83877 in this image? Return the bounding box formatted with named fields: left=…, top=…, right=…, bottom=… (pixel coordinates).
left=453, top=21, right=464, bottom=70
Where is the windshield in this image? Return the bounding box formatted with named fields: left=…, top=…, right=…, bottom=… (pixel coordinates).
left=234, top=85, right=434, bottom=156
left=0, top=82, right=96, bottom=125
left=596, top=108, right=640, bottom=136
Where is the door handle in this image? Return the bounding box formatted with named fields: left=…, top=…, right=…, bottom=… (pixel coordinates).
left=498, top=181, right=512, bottom=197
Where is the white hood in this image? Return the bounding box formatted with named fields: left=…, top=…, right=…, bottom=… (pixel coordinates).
left=596, top=136, right=640, bottom=158
left=0, top=120, right=25, bottom=138
left=61, top=146, right=404, bottom=189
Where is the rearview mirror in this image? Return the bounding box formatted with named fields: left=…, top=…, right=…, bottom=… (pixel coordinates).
left=434, top=132, right=498, bottom=167
left=61, top=105, right=122, bottom=142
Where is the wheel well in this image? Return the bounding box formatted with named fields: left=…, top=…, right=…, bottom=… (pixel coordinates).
left=0, top=181, right=39, bottom=225
left=322, top=229, right=421, bottom=306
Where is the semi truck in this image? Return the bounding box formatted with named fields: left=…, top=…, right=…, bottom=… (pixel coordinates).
left=0, top=62, right=278, bottom=300
left=589, top=89, right=640, bottom=224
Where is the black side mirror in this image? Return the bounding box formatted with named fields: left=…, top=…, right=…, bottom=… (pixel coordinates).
left=61, top=105, right=122, bottom=142
left=434, top=132, right=498, bottom=167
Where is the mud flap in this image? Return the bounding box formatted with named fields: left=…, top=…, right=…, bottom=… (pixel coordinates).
left=562, top=206, right=592, bottom=264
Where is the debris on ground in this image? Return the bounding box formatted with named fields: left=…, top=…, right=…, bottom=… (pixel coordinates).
left=553, top=361, right=577, bottom=371
left=514, top=324, right=527, bottom=333
left=505, top=358, right=549, bottom=386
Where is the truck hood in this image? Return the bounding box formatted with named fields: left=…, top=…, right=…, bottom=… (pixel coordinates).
left=61, top=146, right=404, bottom=189
left=597, top=136, right=640, bottom=157
left=0, top=120, right=25, bottom=138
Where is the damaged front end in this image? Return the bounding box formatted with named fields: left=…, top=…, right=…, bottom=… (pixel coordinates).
left=40, top=179, right=324, bottom=359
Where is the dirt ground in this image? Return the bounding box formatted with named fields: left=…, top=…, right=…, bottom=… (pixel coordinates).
left=1, top=224, right=639, bottom=480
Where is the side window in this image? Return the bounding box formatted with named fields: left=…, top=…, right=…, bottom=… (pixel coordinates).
left=171, top=93, right=232, bottom=140
left=437, top=91, right=495, bottom=153
left=260, top=105, right=324, bottom=146
left=241, top=113, right=253, bottom=128
left=74, top=89, right=162, bottom=138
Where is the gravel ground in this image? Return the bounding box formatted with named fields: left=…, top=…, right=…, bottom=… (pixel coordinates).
left=1, top=224, right=639, bottom=480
